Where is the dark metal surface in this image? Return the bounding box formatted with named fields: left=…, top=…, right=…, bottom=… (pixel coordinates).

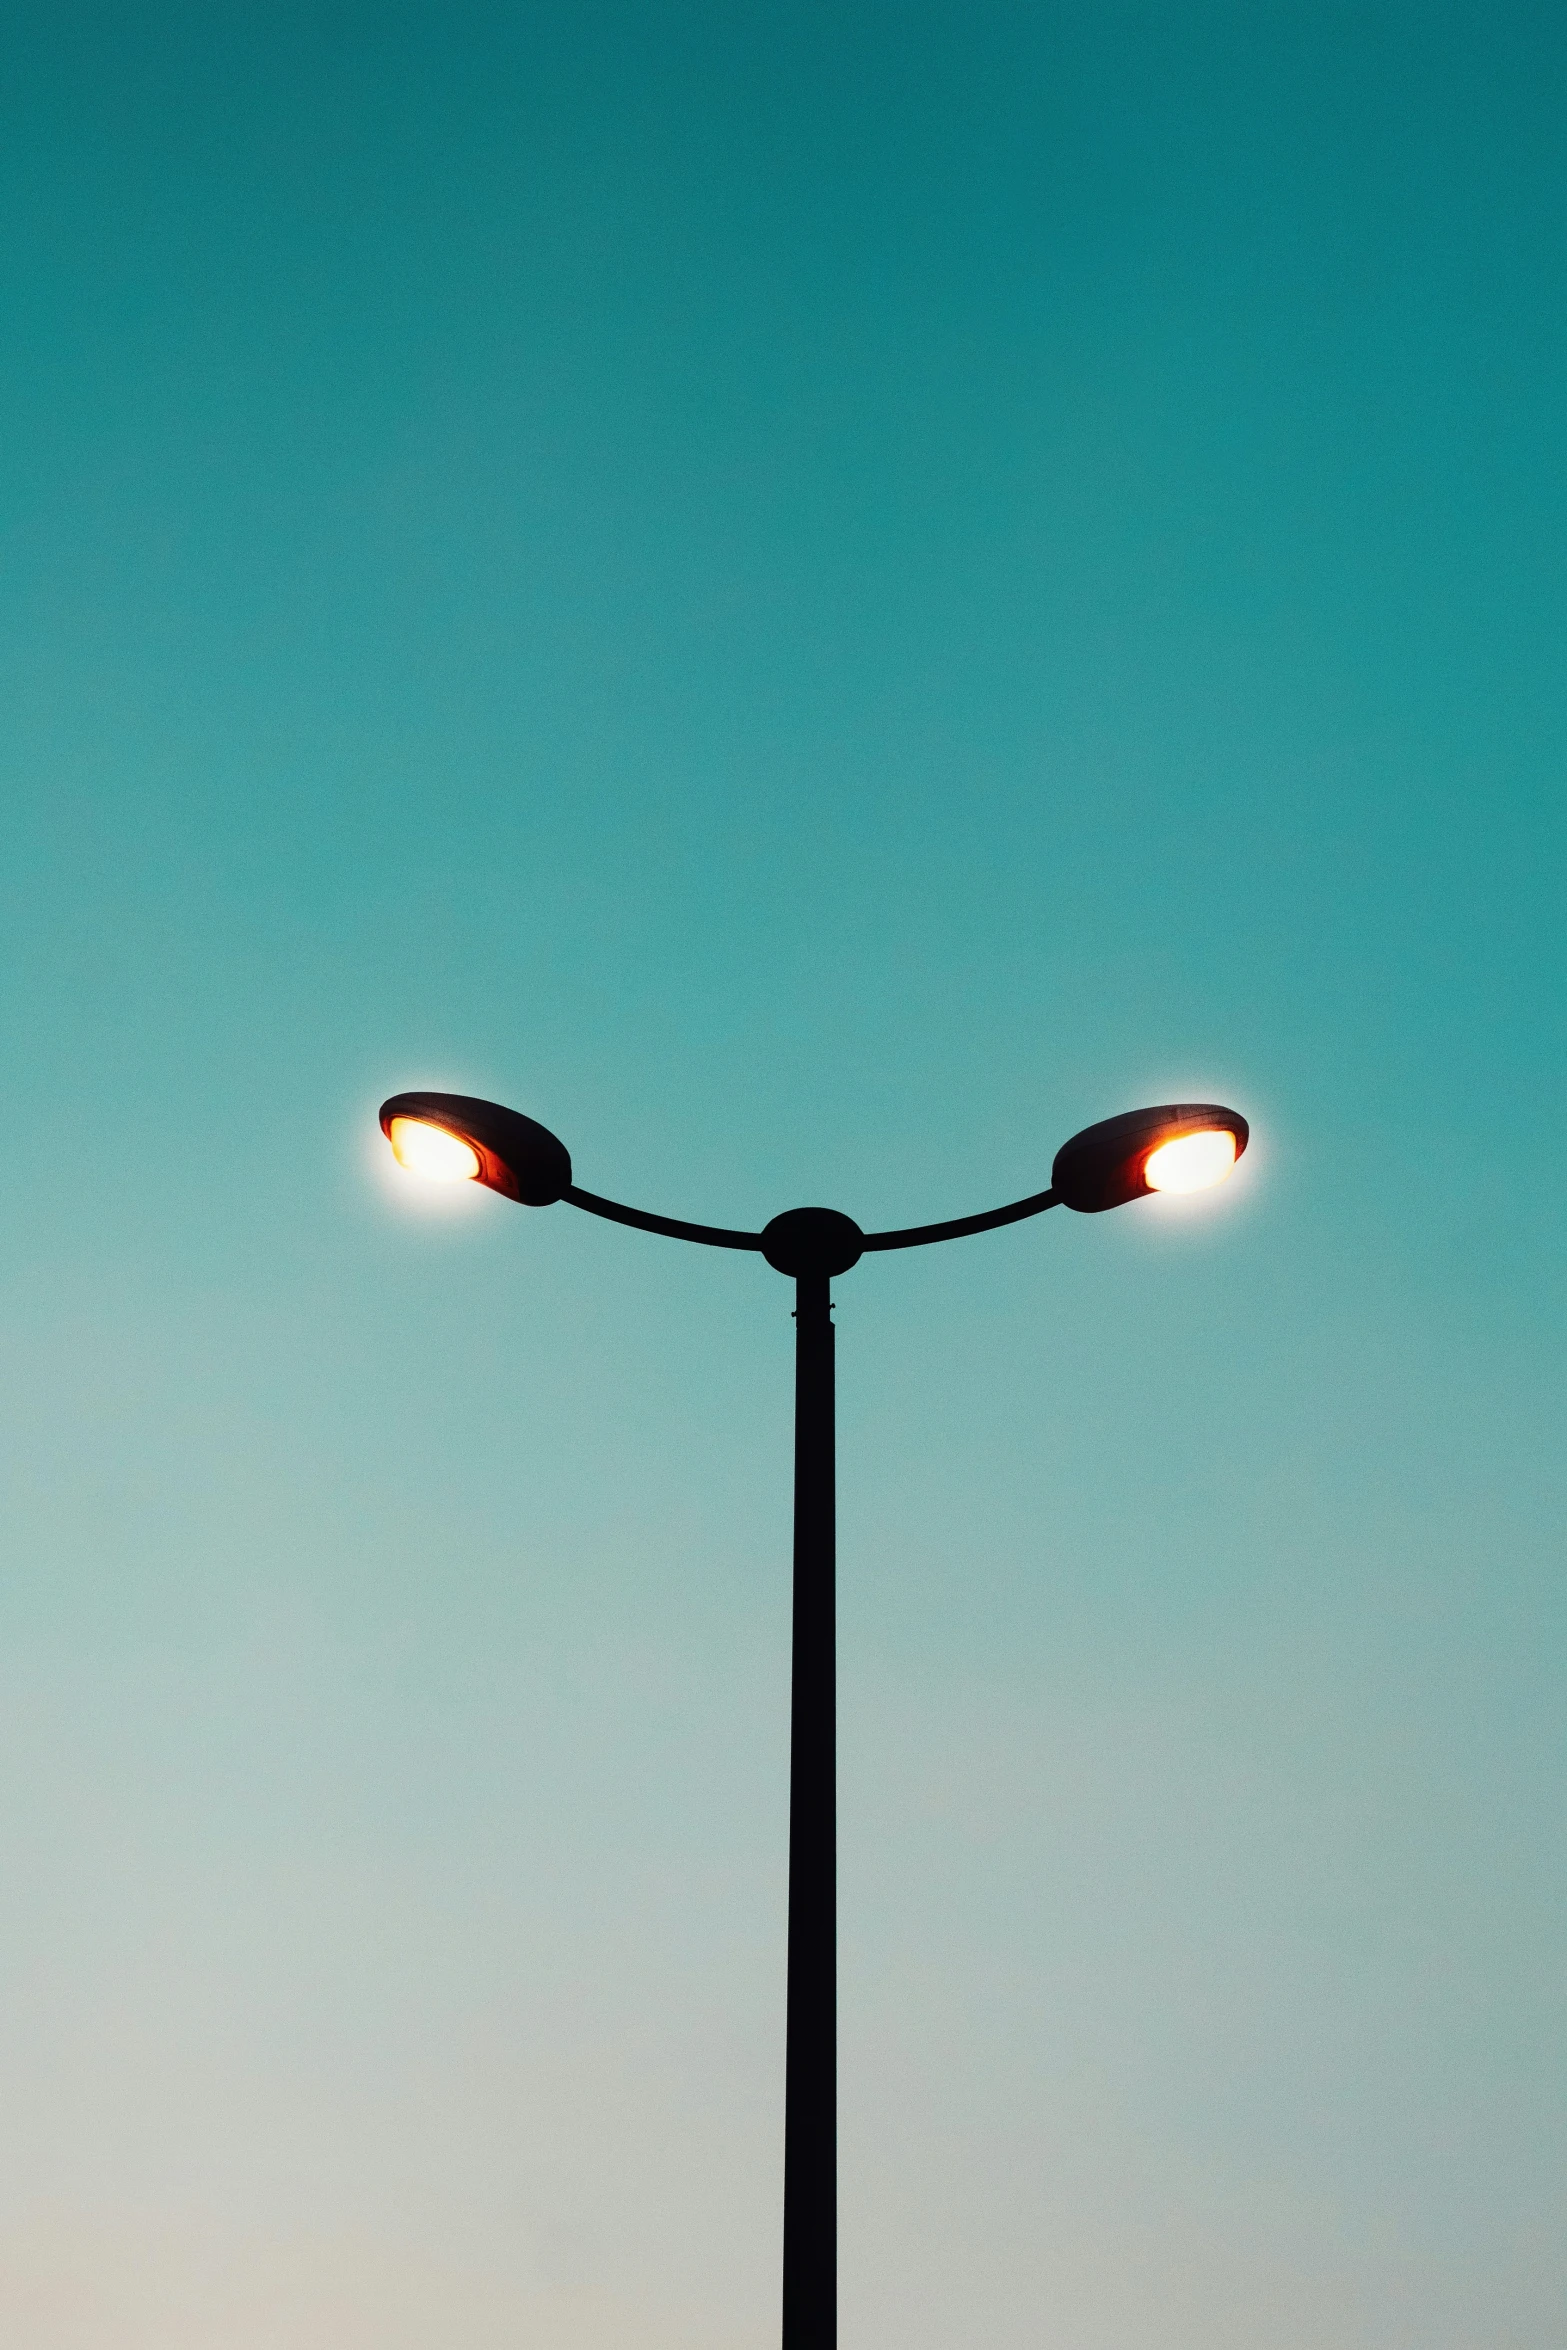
left=762, top=1206, right=865, bottom=1278
left=862, top=1185, right=1059, bottom=1251
left=782, top=1270, right=837, bottom=2349
left=562, top=1184, right=765, bottom=1252
left=565, top=1184, right=1062, bottom=1263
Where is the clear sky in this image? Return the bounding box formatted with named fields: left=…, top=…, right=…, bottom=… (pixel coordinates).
left=1, top=5, right=1563, bottom=2345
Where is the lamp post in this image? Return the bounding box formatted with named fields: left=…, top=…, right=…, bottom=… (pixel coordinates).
left=378, top=1090, right=1249, bottom=2348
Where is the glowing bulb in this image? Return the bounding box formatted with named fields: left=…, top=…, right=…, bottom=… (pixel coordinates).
left=1144, top=1128, right=1237, bottom=1193
left=388, top=1116, right=481, bottom=1182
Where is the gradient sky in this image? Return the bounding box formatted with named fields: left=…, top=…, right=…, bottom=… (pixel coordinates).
left=1, top=6, right=1563, bottom=2345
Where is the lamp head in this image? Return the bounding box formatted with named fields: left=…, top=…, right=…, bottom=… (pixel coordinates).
left=379, top=1091, right=572, bottom=1206
left=1052, top=1103, right=1248, bottom=1213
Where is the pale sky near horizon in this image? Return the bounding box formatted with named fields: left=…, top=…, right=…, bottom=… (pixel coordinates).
left=1, top=6, right=1563, bottom=2345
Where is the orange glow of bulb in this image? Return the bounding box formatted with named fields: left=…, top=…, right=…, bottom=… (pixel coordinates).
left=1143, top=1128, right=1237, bottom=1193
left=388, top=1116, right=481, bottom=1182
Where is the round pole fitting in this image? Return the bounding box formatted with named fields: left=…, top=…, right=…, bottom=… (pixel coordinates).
left=761, top=1207, right=865, bottom=1279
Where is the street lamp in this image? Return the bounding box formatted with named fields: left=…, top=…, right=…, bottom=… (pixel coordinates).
left=377, top=1087, right=1249, bottom=2347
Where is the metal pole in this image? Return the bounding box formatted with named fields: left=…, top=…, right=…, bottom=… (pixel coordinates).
left=782, top=1269, right=836, bottom=2348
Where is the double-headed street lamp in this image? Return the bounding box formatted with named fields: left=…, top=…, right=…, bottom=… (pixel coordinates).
left=378, top=1090, right=1249, bottom=2348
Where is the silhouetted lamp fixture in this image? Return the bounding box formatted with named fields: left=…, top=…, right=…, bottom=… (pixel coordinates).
left=377, top=1084, right=1249, bottom=2348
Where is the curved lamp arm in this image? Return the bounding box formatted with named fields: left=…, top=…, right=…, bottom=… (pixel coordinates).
left=861, top=1186, right=1058, bottom=1253
left=563, top=1184, right=765, bottom=1253
left=561, top=1180, right=1060, bottom=1257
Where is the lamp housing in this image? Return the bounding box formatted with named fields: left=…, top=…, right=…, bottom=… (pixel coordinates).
left=1052, top=1103, right=1248, bottom=1214
left=379, top=1091, right=572, bottom=1206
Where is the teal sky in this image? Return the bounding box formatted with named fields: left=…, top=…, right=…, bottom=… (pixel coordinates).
left=1, top=6, right=1563, bottom=2343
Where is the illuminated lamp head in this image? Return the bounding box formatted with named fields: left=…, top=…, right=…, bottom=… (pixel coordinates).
left=378, top=1091, right=572, bottom=1206
left=1052, top=1103, right=1248, bottom=1213
left=388, top=1118, right=481, bottom=1181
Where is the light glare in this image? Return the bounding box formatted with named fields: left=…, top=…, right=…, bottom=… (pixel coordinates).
left=1144, top=1128, right=1237, bottom=1193
left=389, top=1116, right=481, bottom=1182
